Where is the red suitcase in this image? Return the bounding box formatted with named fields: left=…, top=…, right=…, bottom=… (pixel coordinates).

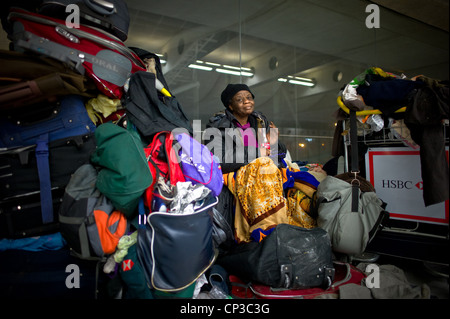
left=8, top=8, right=146, bottom=99
left=230, top=261, right=366, bottom=299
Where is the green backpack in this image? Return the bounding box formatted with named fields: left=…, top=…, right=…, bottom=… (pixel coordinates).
left=91, top=123, right=152, bottom=218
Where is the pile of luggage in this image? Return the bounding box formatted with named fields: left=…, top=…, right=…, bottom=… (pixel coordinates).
left=0, top=1, right=390, bottom=300
left=0, top=0, right=223, bottom=299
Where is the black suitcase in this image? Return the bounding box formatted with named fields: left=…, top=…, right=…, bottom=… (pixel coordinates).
left=0, top=133, right=96, bottom=238
left=0, top=133, right=96, bottom=200
left=39, top=0, right=130, bottom=41
left=0, top=94, right=96, bottom=236
left=0, top=189, right=64, bottom=239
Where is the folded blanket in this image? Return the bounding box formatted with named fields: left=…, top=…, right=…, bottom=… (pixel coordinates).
left=223, top=157, right=326, bottom=243
left=225, top=157, right=288, bottom=243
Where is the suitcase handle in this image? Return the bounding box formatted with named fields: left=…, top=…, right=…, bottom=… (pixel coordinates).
left=8, top=10, right=145, bottom=69
left=84, top=0, right=115, bottom=16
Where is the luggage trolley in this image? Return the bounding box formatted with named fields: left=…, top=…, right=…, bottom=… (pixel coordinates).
left=337, top=95, right=449, bottom=266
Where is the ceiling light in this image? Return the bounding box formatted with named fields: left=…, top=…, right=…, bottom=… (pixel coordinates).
left=187, top=60, right=254, bottom=77
left=155, top=53, right=167, bottom=64
left=223, top=64, right=252, bottom=72
left=188, top=64, right=213, bottom=71
left=205, top=61, right=221, bottom=67
left=215, top=68, right=253, bottom=77
left=279, top=75, right=315, bottom=87
left=223, top=64, right=242, bottom=70
left=288, top=79, right=315, bottom=87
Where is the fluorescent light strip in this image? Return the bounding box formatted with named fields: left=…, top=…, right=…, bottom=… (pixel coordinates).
left=188, top=64, right=213, bottom=71
left=225, top=65, right=252, bottom=71
left=288, top=79, right=315, bottom=87
left=205, top=62, right=221, bottom=67
left=216, top=68, right=253, bottom=77
left=223, top=64, right=242, bottom=70
left=155, top=53, right=166, bottom=64
left=188, top=60, right=254, bottom=77
left=279, top=76, right=315, bottom=87
left=294, top=76, right=313, bottom=82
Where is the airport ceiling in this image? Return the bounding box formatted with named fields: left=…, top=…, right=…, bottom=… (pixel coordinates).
left=0, top=0, right=448, bottom=131
left=123, top=0, right=448, bottom=130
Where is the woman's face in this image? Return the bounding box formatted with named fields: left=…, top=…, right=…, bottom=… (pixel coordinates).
left=229, top=90, right=255, bottom=118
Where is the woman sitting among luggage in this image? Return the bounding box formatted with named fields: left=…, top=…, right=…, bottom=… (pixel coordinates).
left=206, top=83, right=286, bottom=173
left=206, top=84, right=327, bottom=244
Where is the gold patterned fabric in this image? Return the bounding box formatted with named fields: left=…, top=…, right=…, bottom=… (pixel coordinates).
left=223, top=157, right=327, bottom=243
left=226, top=157, right=289, bottom=243
left=286, top=188, right=317, bottom=229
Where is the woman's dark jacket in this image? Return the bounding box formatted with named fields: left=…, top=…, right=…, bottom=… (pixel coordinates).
left=205, top=109, right=286, bottom=173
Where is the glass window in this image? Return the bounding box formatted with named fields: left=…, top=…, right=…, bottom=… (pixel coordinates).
left=2, top=0, right=447, bottom=166
left=124, top=0, right=448, bottom=165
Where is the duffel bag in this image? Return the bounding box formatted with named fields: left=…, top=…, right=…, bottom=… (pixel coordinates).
left=137, top=195, right=218, bottom=292
left=217, top=223, right=335, bottom=290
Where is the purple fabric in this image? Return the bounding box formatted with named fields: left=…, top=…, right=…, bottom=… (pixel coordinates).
left=175, top=133, right=224, bottom=196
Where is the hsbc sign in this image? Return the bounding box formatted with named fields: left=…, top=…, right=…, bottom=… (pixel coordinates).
left=381, top=180, right=414, bottom=189
left=381, top=180, right=425, bottom=190
left=366, top=147, right=449, bottom=225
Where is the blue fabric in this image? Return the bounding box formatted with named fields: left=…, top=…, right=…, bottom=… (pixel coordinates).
left=283, top=169, right=320, bottom=190
left=250, top=227, right=275, bottom=243
left=0, top=232, right=66, bottom=252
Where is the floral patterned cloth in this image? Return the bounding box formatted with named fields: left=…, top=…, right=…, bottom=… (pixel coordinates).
left=224, top=157, right=326, bottom=243
left=225, top=157, right=288, bottom=243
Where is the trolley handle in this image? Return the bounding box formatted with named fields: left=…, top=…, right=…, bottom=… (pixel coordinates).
left=337, top=96, right=406, bottom=116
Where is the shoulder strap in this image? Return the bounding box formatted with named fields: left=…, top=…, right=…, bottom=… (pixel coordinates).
left=163, top=132, right=185, bottom=186
left=35, top=133, right=53, bottom=224
left=349, top=110, right=360, bottom=213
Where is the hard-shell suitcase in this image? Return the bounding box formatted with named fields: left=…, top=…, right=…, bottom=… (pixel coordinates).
left=8, top=8, right=146, bottom=99
left=230, top=261, right=366, bottom=299
left=0, top=95, right=96, bottom=149
left=39, top=0, right=130, bottom=41
left=0, top=189, right=64, bottom=238
left=0, top=133, right=96, bottom=237
left=0, top=95, right=96, bottom=227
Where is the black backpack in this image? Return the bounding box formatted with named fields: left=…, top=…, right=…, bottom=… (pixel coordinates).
left=123, top=48, right=192, bottom=139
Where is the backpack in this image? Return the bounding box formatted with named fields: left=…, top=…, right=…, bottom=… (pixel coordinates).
left=122, top=71, right=193, bottom=138
left=142, top=131, right=185, bottom=211
left=59, top=164, right=129, bottom=259
left=175, top=133, right=224, bottom=197
left=144, top=131, right=185, bottom=186
left=315, top=175, right=389, bottom=257
left=90, top=123, right=153, bottom=218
